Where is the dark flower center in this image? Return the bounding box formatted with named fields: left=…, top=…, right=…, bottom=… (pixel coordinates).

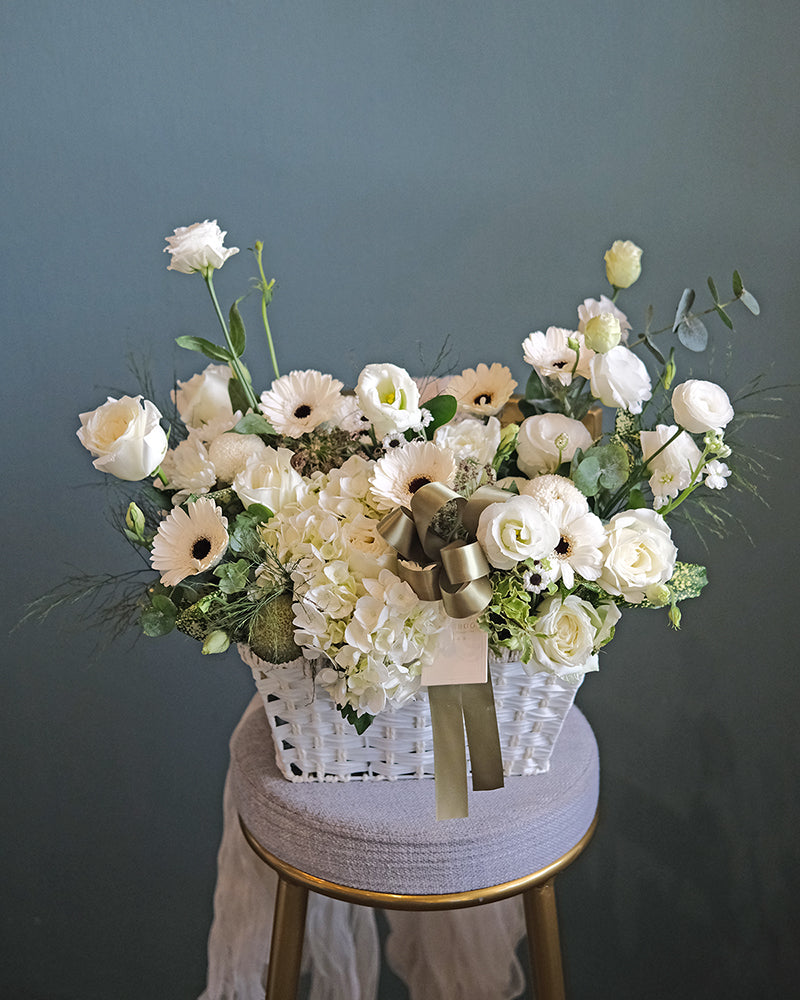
left=192, top=537, right=212, bottom=560
left=294, top=404, right=312, bottom=419
left=553, top=360, right=567, bottom=369
left=408, top=475, right=432, bottom=494
left=555, top=536, right=571, bottom=556
left=474, top=392, right=492, bottom=405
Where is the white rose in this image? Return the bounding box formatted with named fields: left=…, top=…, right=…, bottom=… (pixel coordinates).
left=173, top=363, right=235, bottom=430
left=671, top=379, right=734, bottom=433
left=597, top=508, right=677, bottom=604
left=589, top=345, right=652, bottom=414
left=434, top=415, right=502, bottom=466
left=233, top=447, right=307, bottom=513
left=163, top=219, right=239, bottom=275
left=516, top=413, right=593, bottom=476
left=604, top=239, right=642, bottom=288
left=356, top=363, right=423, bottom=438
left=529, top=594, right=604, bottom=677
left=476, top=494, right=560, bottom=570
left=77, top=395, right=168, bottom=481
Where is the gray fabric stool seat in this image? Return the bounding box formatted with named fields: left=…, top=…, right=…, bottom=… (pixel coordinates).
left=231, top=703, right=599, bottom=999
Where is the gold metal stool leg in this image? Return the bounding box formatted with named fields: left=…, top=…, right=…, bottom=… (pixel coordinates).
left=523, top=879, right=566, bottom=1000
left=265, top=875, right=309, bottom=1000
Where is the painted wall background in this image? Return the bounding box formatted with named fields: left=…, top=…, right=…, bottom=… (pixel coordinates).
left=2, top=2, right=798, bottom=997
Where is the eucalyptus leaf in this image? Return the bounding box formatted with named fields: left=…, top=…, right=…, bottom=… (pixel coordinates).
left=714, top=303, right=734, bottom=330
left=524, top=371, right=549, bottom=401
left=140, top=593, right=177, bottom=637
left=572, top=454, right=601, bottom=496
left=642, top=335, right=666, bottom=366
left=214, top=559, right=251, bottom=594
left=740, top=289, right=760, bottom=315
left=228, top=301, right=246, bottom=358
left=732, top=270, right=744, bottom=297
left=707, top=275, right=719, bottom=302
left=175, top=335, right=232, bottom=363
left=672, top=288, right=695, bottom=332
left=233, top=413, right=276, bottom=436
left=676, top=315, right=708, bottom=352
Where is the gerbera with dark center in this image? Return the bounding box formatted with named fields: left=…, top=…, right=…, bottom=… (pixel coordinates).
left=150, top=498, right=229, bottom=587
left=369, top=440, right=457, bottom=511
left=259, top=369, right=344, bottom=437
left=446, top=362, right=517, bottom=416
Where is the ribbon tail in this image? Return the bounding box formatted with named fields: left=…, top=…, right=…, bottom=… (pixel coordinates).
left=461, top=674, right=505, bottom=792
left=428, top=685, right=469, bottom=820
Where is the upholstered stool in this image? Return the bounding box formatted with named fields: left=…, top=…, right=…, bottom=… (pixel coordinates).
left=231, top=703, right=599, bottom=1000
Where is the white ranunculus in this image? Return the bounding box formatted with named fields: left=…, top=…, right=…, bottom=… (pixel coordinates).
left=77, top=395, right=169, bottom=481
left=233, top=447, right=307, bottom=513
left=516, top=413, right=593, bottom=476
left=173, top=363, right=235, bottom=430
left=589, top=345, right=652, bottom=414
left=529, top=594, right=604, bottom=677
left=671, top=379, right=734, bottom=433
left=597, top=508, right=677, bottom=604
left=476, top=494, right=560, bottom=570
left=356, top=363, right=423, bottom=438
left=163, top=220, right=239, bottom=275
left=604, top=239, right=642, bottom=288
left=434, top=415, right=502, bottom=466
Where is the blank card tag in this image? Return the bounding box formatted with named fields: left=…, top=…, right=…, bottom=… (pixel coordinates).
left=422, top=616, right=488, bottom=686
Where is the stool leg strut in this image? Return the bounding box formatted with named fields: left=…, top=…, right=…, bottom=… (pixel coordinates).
left=265, top=876, right=308, bottom=1000
left=522, top=879, right=566, bottom=1000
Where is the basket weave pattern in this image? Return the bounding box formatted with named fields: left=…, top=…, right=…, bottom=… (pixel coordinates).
left=240, top=646, right=582, bottom=782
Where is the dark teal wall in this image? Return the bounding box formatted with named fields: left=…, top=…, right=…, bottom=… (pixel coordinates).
left=3, top=2, right=798, bottom=997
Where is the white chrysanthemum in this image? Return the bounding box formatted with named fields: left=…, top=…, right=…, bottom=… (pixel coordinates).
left=522, top=327, right=593, bottom=385
left=160, top=432, right=217, bottom=495
left=538, top=497, right=605, bottom=589
left=519, top=474, right=589, bottom=511
left=150, top=498, right=228, bottom=587
left=369, top=441, right=457, bottom=511
left=446, top=363, right=517, bottom=416
left=259, top=369, right=344, bottom=437
left=434, top=415, right=502, bottom=466
left=576, top=296, right=631, bottom=340
left=207, top=432, right=270, bottom=483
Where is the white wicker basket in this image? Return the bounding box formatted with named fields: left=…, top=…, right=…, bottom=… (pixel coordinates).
left=240, top=645, right=582, bottom=782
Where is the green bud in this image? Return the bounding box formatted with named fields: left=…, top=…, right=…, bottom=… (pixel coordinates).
left=125, top=502, right=146, bottom=539
left=668, top=603, right=682, bottom=629
left=664, top=357, right=677, bottom=391
left=202, top=630, right=231, bottom=655
left=567, top=335, right=581, bottom=354
left=645, top=583, right=670, bottom=607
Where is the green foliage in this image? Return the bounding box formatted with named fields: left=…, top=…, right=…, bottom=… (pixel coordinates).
left=175, top=335, right=232, bottom=363
left=423, top=394, right=458, bottom=439
left=213, top=558, right=252, bottom=594
left=228, top=300, right=246, bottom=357
left=140, top=590, right=177, bottom=637
left=338, top=702, right=374, bottom=734
left=571, top=441, right=630, bottom=497
left=667, top=562, right=708, bottom=602
left=229, top=506, right=273, bottom=558
left=232, top=413, right=276, bottom=436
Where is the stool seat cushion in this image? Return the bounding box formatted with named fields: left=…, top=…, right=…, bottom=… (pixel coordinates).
left=231, top=703, right=599, bottom=895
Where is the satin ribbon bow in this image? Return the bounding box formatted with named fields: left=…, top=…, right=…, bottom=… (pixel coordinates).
left=377, top=481, right=510, bottom=619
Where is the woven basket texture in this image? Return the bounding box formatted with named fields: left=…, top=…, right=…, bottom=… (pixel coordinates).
left=239, top=646, right=582, bottom=782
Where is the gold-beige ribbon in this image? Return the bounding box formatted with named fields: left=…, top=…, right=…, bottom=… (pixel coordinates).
left=379, top=482, right=511, bottom=818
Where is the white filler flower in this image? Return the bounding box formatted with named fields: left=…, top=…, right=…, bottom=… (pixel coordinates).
left=77, top=395, right=168, bottom=482
left=259, top=369, right=344, bottom=437
left=163, top=220, right=239, bottom=275
left=150, top=498, right=229, bottom=587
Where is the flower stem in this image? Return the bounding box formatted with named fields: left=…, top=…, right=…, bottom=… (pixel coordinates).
left=642, top=426, right=686, bottom=470
left=254, top=242, right=280, bottom=380
left=203, top=271, right=260, bottom=411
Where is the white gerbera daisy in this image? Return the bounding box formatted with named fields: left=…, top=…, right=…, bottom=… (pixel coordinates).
left=259, top=369, right=344, bottom=437
left=540, top=497, right=605, bottom=589
left=446, top=363, right=517, bottom=416
left=150, top=498, right=229, bottom=587
left=369, top=441, right=457, bottom=511
left=522, top=327, right=593, bottom=385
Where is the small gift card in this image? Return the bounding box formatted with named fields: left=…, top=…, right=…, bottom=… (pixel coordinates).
left=422, top=615, right=488, bottom=686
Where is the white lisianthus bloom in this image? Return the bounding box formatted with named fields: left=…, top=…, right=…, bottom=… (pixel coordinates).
left=77, top=395, right=169, bottom=482
left=173, top=364, right=236, bottom=430
left=597, top=508, right=677, bottom=604
left=434, top=415, right=502, bottom=466
left=476, top=494, right=560, bottom=570
left=163, top=220, right=239, bottom=275
left=589, top=345, right=652, bottom=414
left=207, top=432, right=270, bottom=483
left=704, top=459, right=731, bottom=490
left=671, top=379, right=735, bottom=433
left=516, top=413, right=593, bottom=476
left=369, top=440, right=457, bottom=511
left=529, top=594, right=608, bottom=677
left=233, top=447, right=307, bottom=513
left=583, top=314, right=622, bottom=354
left=446, top=363, right=517, bottom=416
left=160, top=432, right=217, bottom=495
left=604, top=239, right=642, bottom=289
left=259, top=369, right=344, bottom=437
left=150, top=498, right=229, bottom=586
left=640, top=424, right=704, bottom=506
left=522, top=327, right=593, bottom=385
left=356, top=363, right=423, bottom=438
left=577, top=295, right=631, bottom=340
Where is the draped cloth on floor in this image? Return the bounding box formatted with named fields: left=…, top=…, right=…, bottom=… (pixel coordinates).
left=198, top=696, right=527, bottom=1000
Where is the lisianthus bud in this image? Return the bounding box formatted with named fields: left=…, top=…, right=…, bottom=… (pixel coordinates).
left=126, top=502, right=146, bottom=540
left=202, top=630, right=231, bottom=655
left=645, top=583, right=670, bottom=607
left=604, top=240, right=643, bottom=289
left=583, top=314, right=622, bottom=353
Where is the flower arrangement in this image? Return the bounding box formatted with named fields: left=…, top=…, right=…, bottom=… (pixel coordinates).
left=73, top=221, right=761, bottom=744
